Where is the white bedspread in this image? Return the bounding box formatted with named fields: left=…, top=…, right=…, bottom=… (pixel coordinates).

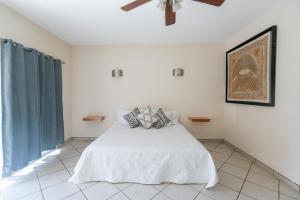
left=69, top=123, right=218, bottom=188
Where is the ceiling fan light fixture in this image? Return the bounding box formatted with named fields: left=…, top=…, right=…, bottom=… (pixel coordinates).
left=157, top=0, right=166, bottom=11
left=173, top=0, right=183, bottom=4
left=172, top=2, right=181, bottom=11
left=121, top=0, right=226, bottom=26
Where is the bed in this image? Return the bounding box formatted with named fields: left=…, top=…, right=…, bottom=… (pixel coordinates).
left=69, top=123, right=218, bottom=188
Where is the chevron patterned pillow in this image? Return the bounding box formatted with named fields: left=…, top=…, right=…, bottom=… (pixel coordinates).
left=123, top=107, right=141, bottom=128
left=137, top=106, right=158, bottom=129
left=153, top=108, right=171, bottom=129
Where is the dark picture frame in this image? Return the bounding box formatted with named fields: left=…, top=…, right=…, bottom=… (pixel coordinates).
left=226, top=26, right=277, bottom=107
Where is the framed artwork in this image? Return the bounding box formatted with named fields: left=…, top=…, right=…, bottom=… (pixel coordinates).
left=226, top=26, right=277, bottom=107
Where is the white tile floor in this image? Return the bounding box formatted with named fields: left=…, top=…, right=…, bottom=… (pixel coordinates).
left=0, top=140, right=299, bottom=200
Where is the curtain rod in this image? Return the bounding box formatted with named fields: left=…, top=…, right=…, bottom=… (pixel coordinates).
left=0, top=38, right=66, bottom=64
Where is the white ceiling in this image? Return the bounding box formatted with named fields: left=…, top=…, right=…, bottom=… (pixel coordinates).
left=1, top=0, right=280, bottom=45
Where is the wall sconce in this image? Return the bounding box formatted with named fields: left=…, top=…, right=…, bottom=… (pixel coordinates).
left=112, top=68, right=123, bottom=78
left=173, top=68, right=184, bottom=77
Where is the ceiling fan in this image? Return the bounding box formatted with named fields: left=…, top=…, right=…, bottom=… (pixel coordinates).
left=121, top=0, right=225, bottom=26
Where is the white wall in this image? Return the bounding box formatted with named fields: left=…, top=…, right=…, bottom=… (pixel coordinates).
left=71, top=44, right=225, bottom=139
left=0, top=3, right=72, bottom=139
left=225, top=0, right=300, bottom=185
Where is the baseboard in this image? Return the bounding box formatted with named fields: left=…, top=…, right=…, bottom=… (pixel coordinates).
left=198, top=139, right=224, bottom=143
left=71, top=137, right=97, bottom=141
left=69, top=137, right=300, bottom=192
left=64, top=137, right=73, bottom=143
left=223, top=140, right=300, bottom=192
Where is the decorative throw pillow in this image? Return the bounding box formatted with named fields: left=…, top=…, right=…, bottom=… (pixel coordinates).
left=137, top=106, right=158, bottom=129
left=153, top=108, right=171, bottom=129
left=123, top=107, right=141, bottom=128
left=116, top=108, right=131, bottom=126
left=165, top=111, right=180, bottom=125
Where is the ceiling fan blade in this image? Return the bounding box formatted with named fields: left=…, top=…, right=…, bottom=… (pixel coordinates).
left=165, top=0, right=176, bottom=26
left=121, top=0, right=152, bottom=11
left=193, top=0, right=225, bottom=7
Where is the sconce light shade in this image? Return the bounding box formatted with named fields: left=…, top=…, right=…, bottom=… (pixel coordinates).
left=173, top=68, right=184, bottom=77
left=112, top=68, right=123, bottom=77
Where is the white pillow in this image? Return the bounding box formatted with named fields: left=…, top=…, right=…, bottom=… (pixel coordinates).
left=116, top=108, right=131, bottom=126
left=165, top=111, right=180, bottom=125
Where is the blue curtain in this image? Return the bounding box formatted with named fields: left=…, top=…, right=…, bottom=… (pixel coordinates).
left=1, top=40, right=64, bottom=176
left=54, top=60, right=64, bottom=146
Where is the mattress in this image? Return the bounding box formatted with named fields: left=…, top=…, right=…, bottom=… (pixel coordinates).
left=69, top=123, right=218, bottom=188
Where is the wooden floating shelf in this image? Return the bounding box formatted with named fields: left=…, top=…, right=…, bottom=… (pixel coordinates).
left=188, top=117, right=211, bottom=123
left=83, top=115, right=105, bottom=122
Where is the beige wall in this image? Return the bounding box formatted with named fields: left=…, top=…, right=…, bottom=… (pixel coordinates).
left=2, top=0, right=300, bottom=186
left=71, top=44, right=225, bottom=139
left=0, top=3, right=72, bottom=139
left=224, top=0, right=300, bottom=185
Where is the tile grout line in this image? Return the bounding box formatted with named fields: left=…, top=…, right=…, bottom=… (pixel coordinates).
left=38, top=177, right=69, bottom=191
left=215, top=150, right=235, bottom=172
left=149, top=186, right=166, bottom=200
left=188, top=142, right=226, bottom=200
left=63, top=154, right=81, bottom=162
left=58, top=141, right=82, bottom=160
left=242, top=172, right=281, bottom=194
left=213, top=152, right=254, bottom=171
left=104, top=190, right=123, bottom=200
left=109, top=184, right=133, bottom=200
left=13, top=162, right=68, bottom=199
left=14, top=189, right=41, bottom=200
left=227, top=170, right=283, bottom=197
left=151, top=183, right=183, bottom=200
left=278, top=180, right=280, bottom=200
left=220, top=161, right=276, bottom=183
left=224, top=140, right=300, bottom=191
left=201, top=192, right=218, bottom=200
left=212, top=147, right=253, bottom=166
left=201, top=141, right=235, bottom=199
left=277, top=183, right=300, bottom=200
left=113, top=152, right=209, bottom=200
left=15, top=169, right=46, bottom=200
left=192, top=186, right=211, bottom=200
left=30, top=141, right=283, bottom=200
left=220, top=170, right=247, bottom=182
left=12, top=169, right=47, bottom=200
left=236, top=161, right=254, bottom=200
left=207, top=141, right=254, bottom=197
left=119, top=190, right=132, bottom=200
left=161, top=192, right=177, bottom=200
left=37, top=166, right=67, bottom=179
left=68, top=139, right=86, bottom=154
left=11, top=140, right=292, bottom=200
left=58, top=155, right=88, bottom=200
left=210, top=142, right=223, bottom=152
left=112, top=183, right=134, bottom=200
left=117, top=183, right=134, bottom=191
left=35, top=168, right=45, bottom=200
left=210, top=141, right=251, bottom=168
left=37, top=158, right=71, bottom=190
left=69, top=144, right=81, bottom=154
left=242, top=173, right=299, bottom=200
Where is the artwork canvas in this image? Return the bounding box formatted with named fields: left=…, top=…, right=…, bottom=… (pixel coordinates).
left=226, top=26, right=277, bottom=106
